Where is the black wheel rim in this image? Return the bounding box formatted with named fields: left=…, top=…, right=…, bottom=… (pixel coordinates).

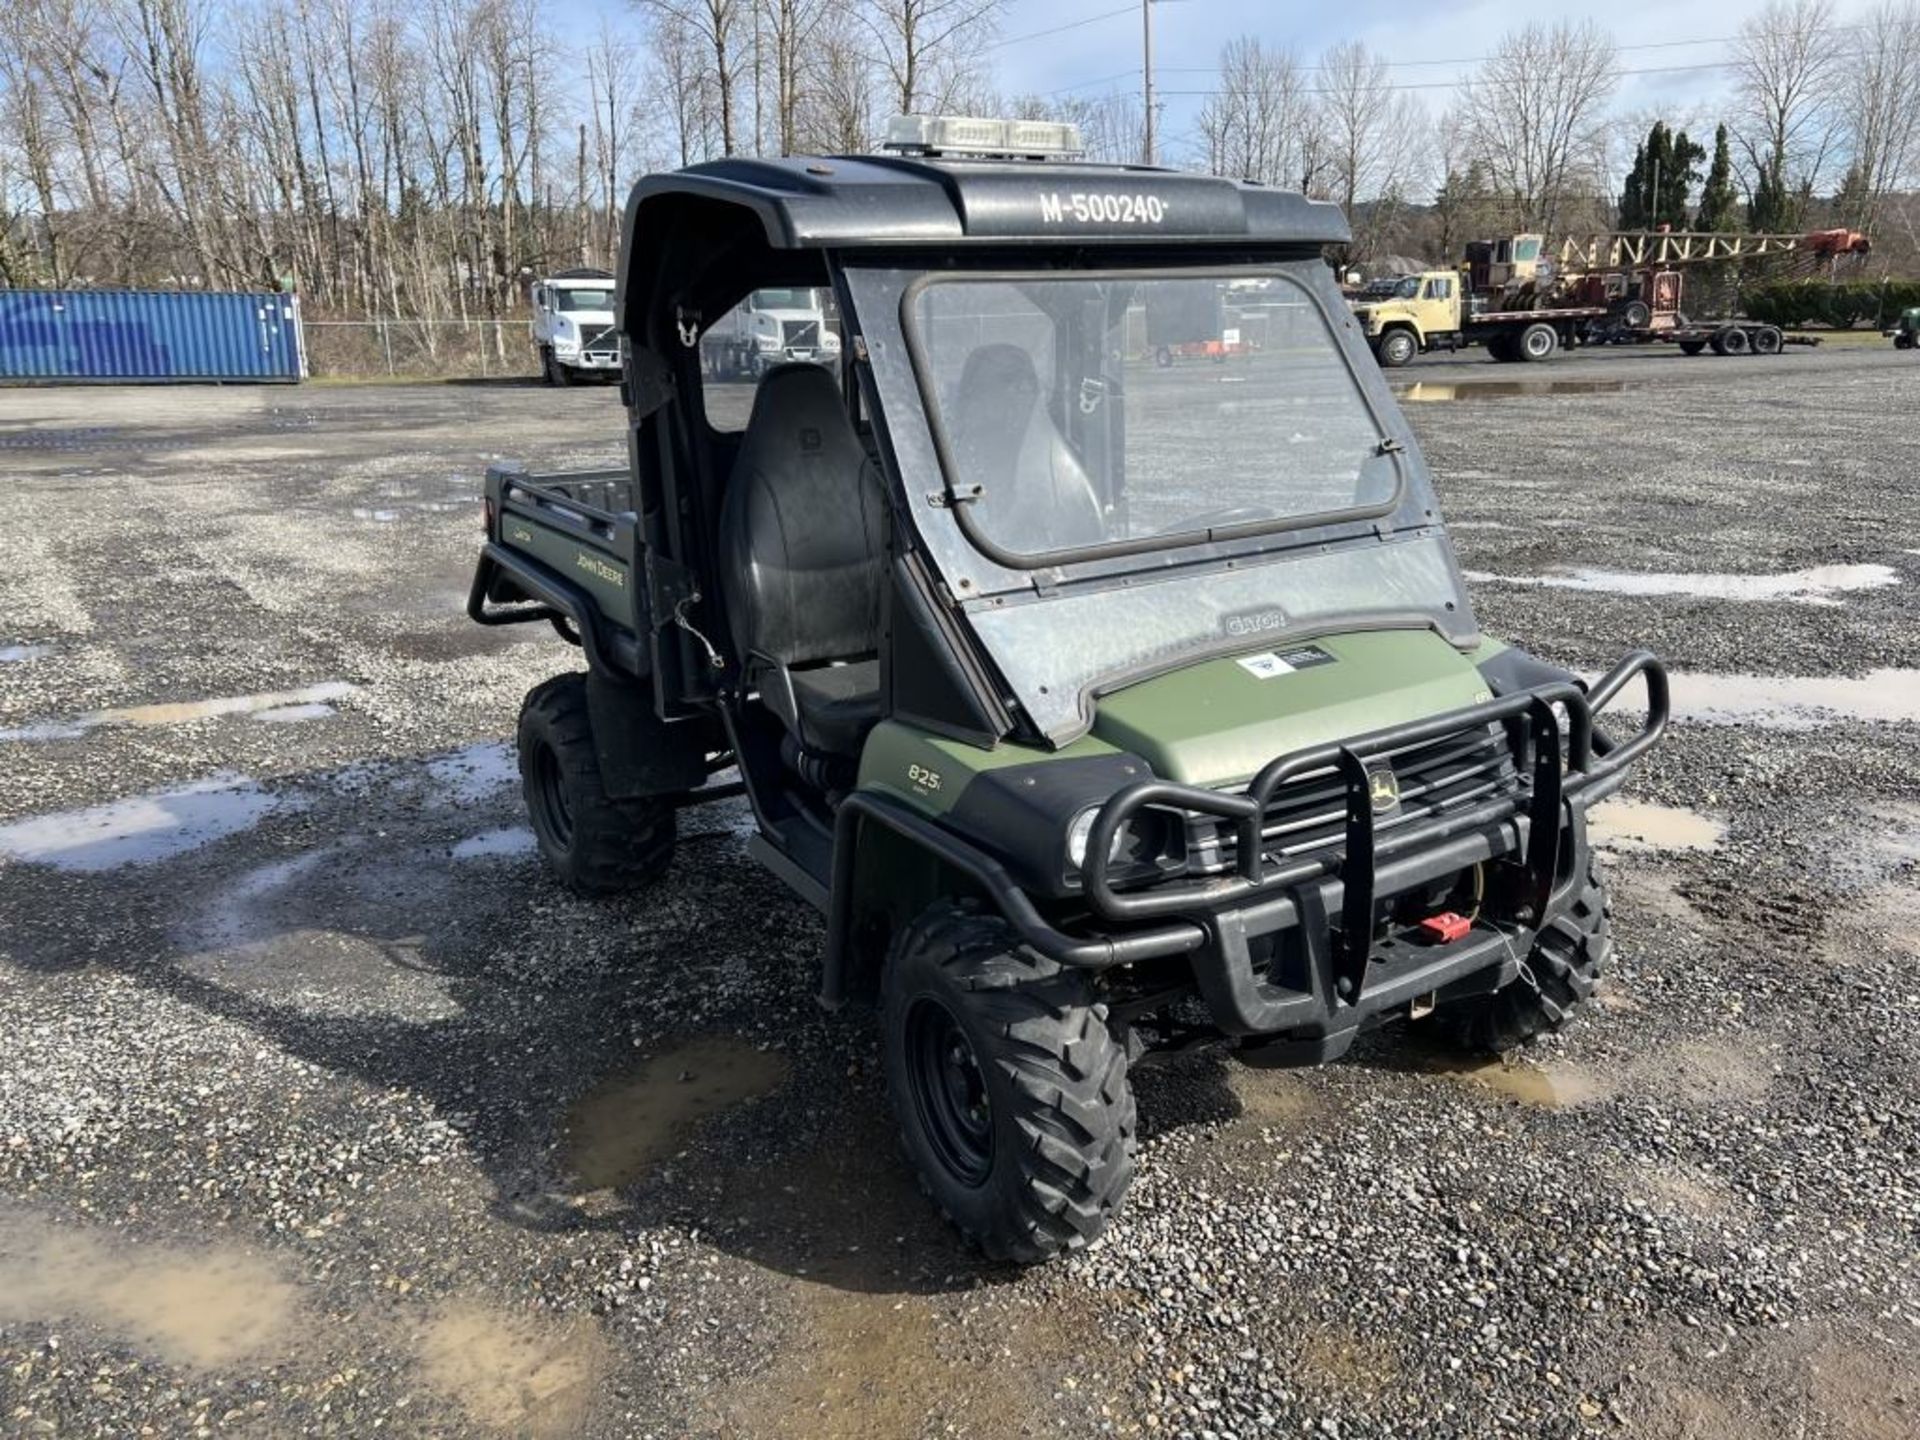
left=904, top=996, right=993, bottom=1187
left=529, top=740, right=573, bottom=851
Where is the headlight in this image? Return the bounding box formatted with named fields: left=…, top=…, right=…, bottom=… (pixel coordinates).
left=823, top=331, right=842, bottom=353
left=1065, top=805, right=1183, bottom=880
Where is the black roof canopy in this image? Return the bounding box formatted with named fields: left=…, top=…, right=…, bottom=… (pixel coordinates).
left=616, top=153, right=1349, bottom=335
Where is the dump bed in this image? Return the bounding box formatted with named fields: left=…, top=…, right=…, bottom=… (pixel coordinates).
left=470, top=461, right=652, bottom=675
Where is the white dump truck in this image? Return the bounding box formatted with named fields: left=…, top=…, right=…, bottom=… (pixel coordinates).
left=530, top=268, right=619, bottom=384
left=699, top=286, right=840, bottom=379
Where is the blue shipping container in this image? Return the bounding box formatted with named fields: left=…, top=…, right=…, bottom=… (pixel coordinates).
left=0, top=289, right=305, bottom=383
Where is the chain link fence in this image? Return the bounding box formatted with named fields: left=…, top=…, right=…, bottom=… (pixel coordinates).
left=301, top=317, right=547, bottom=380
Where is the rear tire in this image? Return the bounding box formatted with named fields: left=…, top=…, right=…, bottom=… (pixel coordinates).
left=1678, top=340, right=1708, bottom=356
left=1752, top=325, right=1784, bottom=355
left=882, top=902, right=1137, bottom=1264
left=1431, top=862, right=1612, bottom=1053
left=517, top=673, right=675, bottom=895
left=1516, top=322, right=1559, bottom=363
left=1710, top=325, right=1749, bottom=357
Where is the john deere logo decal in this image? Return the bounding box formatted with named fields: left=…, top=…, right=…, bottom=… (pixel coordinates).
left=1367, top=764, right=1401, bottom=815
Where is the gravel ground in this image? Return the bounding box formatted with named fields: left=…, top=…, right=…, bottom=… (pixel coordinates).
left=2, top=345, right=1918, bottom=1439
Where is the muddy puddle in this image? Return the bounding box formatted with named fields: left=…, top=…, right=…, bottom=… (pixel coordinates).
left=1464, top=562, right=1898, bottom=604
left=0, top=680, right=356, bottom=742
left=1590, top=798, right=1728, bottom=853
left=564, top=1036, right=790, bottom=1192
left=415, top=1299, right=610, bottom=1438
left=0, top=774, right=294, bottom=872
left=1438, top=1056, right=1614, bottom=1108
left=1401, top=379, right=1630, bottom=402
left=0, top=643, right=53, bottom=663
left=0, top=1209, right=300, bottom=1369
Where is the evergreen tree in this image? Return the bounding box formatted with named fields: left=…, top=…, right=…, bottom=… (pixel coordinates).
left=1750, top=163, right=1793, bottom=233
left=1617, top=121, right=1704, bottom=230
left=1833, top=164, right=1870, bottom=231
left=1695, top=125, right=1738, bottom=231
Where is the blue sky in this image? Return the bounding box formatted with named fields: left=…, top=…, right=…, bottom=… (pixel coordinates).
left=985, top=0, right=1880, bottom=160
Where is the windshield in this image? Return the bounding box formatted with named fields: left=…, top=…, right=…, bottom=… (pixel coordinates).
left=907, top=272, right=1394, bottom=564
left=843, top=259, right=1464, bottom=744
left=553, top=286, right=613, bottom=312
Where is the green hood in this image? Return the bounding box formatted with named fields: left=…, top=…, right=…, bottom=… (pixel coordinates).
left=1089, top=629, right=1492, bottom=788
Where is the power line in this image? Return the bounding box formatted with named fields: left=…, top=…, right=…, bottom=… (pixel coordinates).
left=1156, top=58, right=1762, bottom=100
left=1047, top=67, right=1142, bottom=97
left=984, top=3, right=1137, bottom=52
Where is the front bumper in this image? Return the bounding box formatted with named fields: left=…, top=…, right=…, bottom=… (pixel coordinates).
left=829, top=651, right=1668, bottom=1053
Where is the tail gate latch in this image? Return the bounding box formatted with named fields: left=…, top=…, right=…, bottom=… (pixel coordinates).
left=1417, top=912, right=1473, bottom=945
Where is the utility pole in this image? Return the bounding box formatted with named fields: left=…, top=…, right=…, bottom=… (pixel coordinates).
left=1141, top=0, right=1156, bottom=165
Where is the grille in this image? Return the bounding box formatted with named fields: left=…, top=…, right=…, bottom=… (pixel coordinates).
left=781, top=318, right=821, bottom=350
left=578, top=323, right=616, bottom=354
left=1187, top=722, right=1519, bottom=875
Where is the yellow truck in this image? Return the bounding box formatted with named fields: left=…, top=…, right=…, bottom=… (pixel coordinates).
left=1348, top=266, right=1604, bottom=367
left=1351, top=229, right=1856, bottom=366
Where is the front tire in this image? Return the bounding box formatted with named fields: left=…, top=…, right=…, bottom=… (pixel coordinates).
left=517, top=674, right=675, bottom=895
left=1432, top=862, right=1612, bottom=1053
left=1375, top=328, right=1418, bottom=368
left=882, top=903, right=1137, bottom=1264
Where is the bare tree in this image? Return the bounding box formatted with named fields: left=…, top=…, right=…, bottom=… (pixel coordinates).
left=1194, top=37, right=1324, bottom=193
left=1057, top=91, right=1142, bottom=166
left=1453, top=19, right=1618, bottom=235
left=640, top=0, right=744, bottom=155
left=1837, top=1, right=1920, bottom=230
left=862, top=0, right=1000, bottom=117
left=1316, top=40, right=1429, bottom=262
left=1730, top=0, right=1843, bottom=225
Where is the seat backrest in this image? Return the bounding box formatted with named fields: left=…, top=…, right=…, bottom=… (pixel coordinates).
left=951, top=343, right=1107, bottom=552
left=717, top=363, right=886, bottom=669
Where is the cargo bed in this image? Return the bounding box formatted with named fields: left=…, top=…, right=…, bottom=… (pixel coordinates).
left=468, top=462, right=652, bottom=676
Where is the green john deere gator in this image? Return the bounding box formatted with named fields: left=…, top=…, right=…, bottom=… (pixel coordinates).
left=468, top=115, right=1670, bottom=1263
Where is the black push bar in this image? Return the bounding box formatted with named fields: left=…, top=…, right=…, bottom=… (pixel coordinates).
left=1080, top=649, right=1668, bottom=999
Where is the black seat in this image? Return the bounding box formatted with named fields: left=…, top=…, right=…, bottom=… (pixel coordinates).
left=717, top=363, right=886, bottom=756
left=951, top=343, right=1107, bottom=551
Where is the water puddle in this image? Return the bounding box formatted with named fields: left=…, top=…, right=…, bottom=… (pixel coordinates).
left=1402, top=379, right=1629, bottom=402
left=1671, top=668, right=1920, bottom=728
left=564, top=1036, right=790, bottom=1192
left=1589, top=798, right=1728, bottom=853
left=451, top=826, right=538, bottom=861
left=414, top=1299, right=609, bottom=1438
left=350, top=507, right=401, bottom=523
left=0, top=681, right=356, bottom=742
left=254, top=701, right=338, bottom=723
left=0, top=774, right=292, bottom=872
left=0, top=643, right=53, bottom=663
left=1464, top=562, right=1898, bottom=605
left=425, top=742, right=519, bottom=805
left=0, top=1208, right=299, bottom=1369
